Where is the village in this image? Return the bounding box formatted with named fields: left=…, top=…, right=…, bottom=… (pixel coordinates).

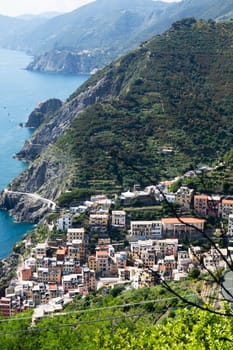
left=1, top=175, right=233, bottom=321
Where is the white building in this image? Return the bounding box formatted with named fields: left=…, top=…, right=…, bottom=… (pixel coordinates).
left=221, top=199, right=233, bottom=219
left=111, top=210, right=126, bottom=228
left=129, top=221, right=162, bottom=239
left=228, top=214, right=233, bottom=236
left=33, top=243, right=48, bottom=257
left=164, top=193, right=176, bottom=203
left=56, top=214, right=72, bottom=231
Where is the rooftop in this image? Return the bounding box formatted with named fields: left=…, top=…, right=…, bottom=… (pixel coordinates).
left=162, top=217, right=205, bottom=224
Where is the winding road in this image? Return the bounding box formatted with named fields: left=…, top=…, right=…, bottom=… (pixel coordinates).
left=4, top=189, right=57, bottom=211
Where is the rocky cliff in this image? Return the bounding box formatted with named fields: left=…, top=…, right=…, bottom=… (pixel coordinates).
left=25, top=98, right=62, bottom=128
left=0, top=190, right=51, bottom=223
left=16, top=72, right=114, bottom=162
left=27, top=50, right=111, bottom=74
left=0, top=67, right=120, bottom=222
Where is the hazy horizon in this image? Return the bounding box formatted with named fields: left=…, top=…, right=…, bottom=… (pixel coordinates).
left=0, top=0, right=182, bottom=17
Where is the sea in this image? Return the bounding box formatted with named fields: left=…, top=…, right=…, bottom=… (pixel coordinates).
left=0, top=48, right=89, bottom=258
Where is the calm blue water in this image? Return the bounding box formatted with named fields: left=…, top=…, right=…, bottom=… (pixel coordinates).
left=0, top=48, right=89, bottom=258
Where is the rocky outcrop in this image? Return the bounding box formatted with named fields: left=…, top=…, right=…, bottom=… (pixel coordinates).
left=25, top=98, right=62, bottom=128
left=27, top=49, right=110, bottom=74
left=1, top=67, right=117, bottom=222
left=0, top=190, right=51, bottom=223
left=16, top=73, right=116, bottom=162
left=11, top=144, right=76, bottom=198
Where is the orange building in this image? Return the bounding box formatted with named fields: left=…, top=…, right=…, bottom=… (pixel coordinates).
left=194, top=195, right=208, bottom=216
left=21, top=268, right=32, bottom=281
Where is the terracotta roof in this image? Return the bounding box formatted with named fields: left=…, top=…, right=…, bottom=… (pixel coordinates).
left=162, top=217, right=205, bottom=224
left=194, top=195, right=208, bottom=199
left=222, top=199, right=233, bottom=204
left=96, top=250, right=109, bottom=257
left=56, top=249, right=65, bottom=255
left=164, top=181, right=173, bottom=186
left=48, top=284, right=57, bottom=290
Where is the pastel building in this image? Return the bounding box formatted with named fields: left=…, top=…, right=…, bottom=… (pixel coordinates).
left=67, top=228, right=85, bottom=243
left=129, top=221, right=162, bottom=239
left=175, top=186, right=194, bottom=209
left=161, top=217, right=205, bottom=239
left=228, top=214, right=233, bottom=236
left=194, top=194, right=221, bottom=217
left=111, top=210, right=126, bottom=228
left=221, top=199, right=233, bottom=219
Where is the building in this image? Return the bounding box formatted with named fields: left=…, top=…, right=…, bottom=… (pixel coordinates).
left=88, top=255, right=97, bottom=271
left=129, top=221, right=162, bottom=239
left=221, top=199, right=233, bottom=219
left=37, top=268, right=49, bottom=283
left=89, top=214, right=109, bottom=232
left=96, top=250, right=110, bottom=275
left=207, top=195, right=221, bottom=217
left=56, top=247, right=66, bottom=261
left=140, top=249, right=156, bottom=269
left=114, top=252, right=127, bottom=269
left=111, top=210, right=126, bottom=228
left=62, top=274, right=82, bottom=292
left=161, top=217, right=205, bottom=239
left=34, top=243, right=47, bottom=257
left=67, top=240, right=87, bottom=264
left=228, top=214, right=233, bottom=236
left=120, top=190, right=136, bottom=205
left=67, top=228, right=85, bottom=243
left=188, top=245, right=202, bottom=262
left=175, top=186, right=194, bottom=209
left=164, top=193, right=176, bottom=203
left=156, top=255, right=177, bottom=280
left=82, top=267, right=96, bottom=291
left=56, top=214, right=72, bottom=231
left=0, top=297, right=14, bottom=317
left=130, top=239, right=178, bottom=261
left=48, top=266, right=62, bottom=284
left=194, top=195, right=208, bottom=216
left=194, top=194, right=221, bottom=217
left=21, top=268, right=33, bottom=281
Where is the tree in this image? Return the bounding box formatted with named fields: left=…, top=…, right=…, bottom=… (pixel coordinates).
left=188, top=268, right=200, bottom=279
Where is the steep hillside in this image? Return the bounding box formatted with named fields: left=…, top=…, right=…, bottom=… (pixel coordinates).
left=1, top=0, right=233, bottom=74
left=6, top=18, right=233, bottom=215
left=2, top=0, right=169, bottom=54
left=0, top=14, right=54, bottom=49
left=0, top=282, right=210, bottom=350
left=21, top=0, right=233, bottom=73
left=0, top=15, right=25, bottom=46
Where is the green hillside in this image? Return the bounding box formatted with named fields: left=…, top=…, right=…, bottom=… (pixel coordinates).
left=1, top=281, right=233, bottom=349
left=12, top=0, right=233, bottom=54
left=2, top=0, right=233, bottom=74
left=54, top=19, right=233, bottom=191
left=0, top=281, right=202, bottom=350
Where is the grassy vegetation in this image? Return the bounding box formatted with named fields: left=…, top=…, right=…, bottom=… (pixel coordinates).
left=55, top=19, right=233, bottom=197
left=0, top=281, right=205, bottom=349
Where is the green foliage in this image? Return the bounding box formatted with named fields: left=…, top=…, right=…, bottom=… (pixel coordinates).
left=188, top=268, right=201, bottom=279
left=57, top=188, right=94, bottom=208
left=94, top=307, right=233, bottom=349
left=55, top=20, right=233, bottom=192
left=1, top=283, right=233, bottom=349
left=168, top=179, right=182, bottom=193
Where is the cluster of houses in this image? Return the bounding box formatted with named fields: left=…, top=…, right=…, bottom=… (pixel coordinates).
left=1, top=183, right=233, bottom=318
